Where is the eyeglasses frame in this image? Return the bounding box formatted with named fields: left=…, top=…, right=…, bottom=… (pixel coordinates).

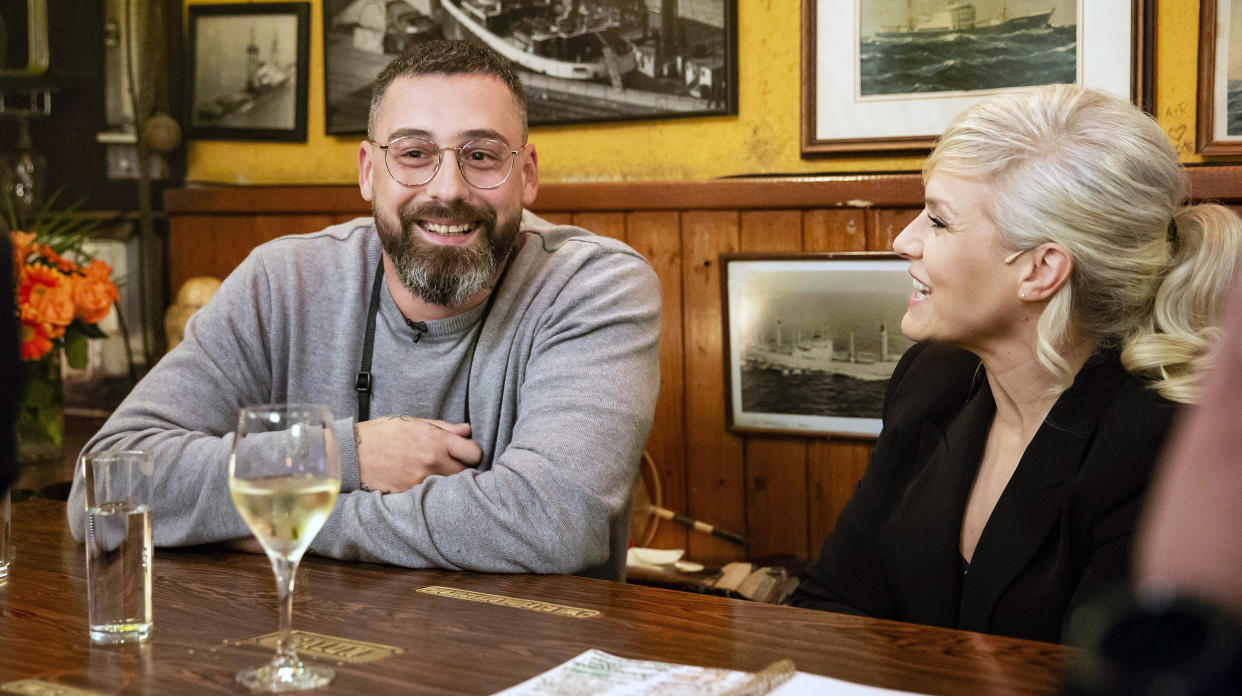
left=373, top=136, right=524, bottom=190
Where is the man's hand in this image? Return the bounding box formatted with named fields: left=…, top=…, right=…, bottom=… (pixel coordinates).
left=354, top=416, right=481, bottom=493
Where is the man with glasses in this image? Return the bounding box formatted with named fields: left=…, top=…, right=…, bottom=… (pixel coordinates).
left=67, top=41, right=661, bottom=582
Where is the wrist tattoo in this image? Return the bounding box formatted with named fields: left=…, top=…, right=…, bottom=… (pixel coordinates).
left=353, top=422, right=389, bottom=493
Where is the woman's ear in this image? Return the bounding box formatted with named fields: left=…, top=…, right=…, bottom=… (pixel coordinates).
left=1018, top=243, right=1073, bottom=302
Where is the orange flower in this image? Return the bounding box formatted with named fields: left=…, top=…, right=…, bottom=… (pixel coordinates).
left=73, top=275, right=117, bottom=324
left=19, top=319, right=53, bottom=361
left=11, top=226, right=118, bottom=363
left=10, top=230, right=35, bottom=250
left=9, top=230, right=34, bottom=278
left=25, top=276, right=75, bottom=330
left=80, top=259, right=116, bottom=284
left=18, top=263, right=65, bottom=306
left=38, top=244, right=77, bottom=273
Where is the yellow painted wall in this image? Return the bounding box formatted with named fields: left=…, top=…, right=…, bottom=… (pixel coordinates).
left=185, top=0, right=1211, bottom=186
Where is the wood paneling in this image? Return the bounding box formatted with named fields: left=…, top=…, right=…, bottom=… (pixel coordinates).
left=680, top=211, right=745, bottom=564
left=625, top=211, right=687, bottom=551
left=804, top=210, right=867, bottom=252
left=571, top=212, right=626, bottom=241
left=165, top=168, right=1242, bottom=568
left=738, top=211, right=808, bottom=560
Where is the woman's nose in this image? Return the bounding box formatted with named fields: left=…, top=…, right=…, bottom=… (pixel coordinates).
left=892, top=214, right=925, bottom=258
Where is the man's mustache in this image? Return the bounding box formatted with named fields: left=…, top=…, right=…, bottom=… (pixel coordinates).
left=399, top=201, right=497, bottom=229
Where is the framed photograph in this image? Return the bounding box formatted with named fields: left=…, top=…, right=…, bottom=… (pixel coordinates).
left=186, top=3, right=310, bottom=142
left=1197, top=0, right=1242, bottom=155
left=721, top=253, right=915, bottom=438
left=323, top=0, right=737, bottom=135
left=801, top=0, right=1154, bottom=155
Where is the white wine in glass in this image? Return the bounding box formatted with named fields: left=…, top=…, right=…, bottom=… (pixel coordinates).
left=229, top=404, right=340, bottom=692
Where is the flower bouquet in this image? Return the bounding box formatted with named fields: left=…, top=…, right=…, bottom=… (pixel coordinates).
left=8, top=196, right=119, bottom=462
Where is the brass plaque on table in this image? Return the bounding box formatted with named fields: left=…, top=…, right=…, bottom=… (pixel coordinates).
left=236, top=630, right=403, bottom=664
left=2, top=680, right=106, bottom=696
left=417, top=585, right=600, bottom=618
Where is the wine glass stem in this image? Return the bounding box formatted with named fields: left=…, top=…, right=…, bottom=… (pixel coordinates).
left=272, top=556, right=299, bottom=660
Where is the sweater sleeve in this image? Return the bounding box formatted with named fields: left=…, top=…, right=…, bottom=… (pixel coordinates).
left=66, top=252, right=277, bottom=545
left=307, top=248, right=662, bottom=575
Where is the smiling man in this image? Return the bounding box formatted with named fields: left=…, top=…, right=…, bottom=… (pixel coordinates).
left=67, top=41, right=662, bottom=581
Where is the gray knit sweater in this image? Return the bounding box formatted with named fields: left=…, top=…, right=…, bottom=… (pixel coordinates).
left=67, top=213, right=661, bottom=580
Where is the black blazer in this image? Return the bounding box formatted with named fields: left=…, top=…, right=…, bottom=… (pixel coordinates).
left=791, top=342, right=1177, bottom=643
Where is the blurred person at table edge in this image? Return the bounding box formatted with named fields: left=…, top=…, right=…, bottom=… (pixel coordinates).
left=1, top=220, right=18, bottom=493
left=1060, top=265, right=1242, bottom=695
left=790, top=84, right=1242, bottom=643
left=66, top=40, right=661, bottom=581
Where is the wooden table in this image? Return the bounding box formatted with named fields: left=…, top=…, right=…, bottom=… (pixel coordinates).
left=1, top=499, right=1072, bottom=695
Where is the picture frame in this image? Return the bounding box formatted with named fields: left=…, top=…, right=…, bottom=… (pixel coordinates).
left=323, top=0, right=737, bottom=135
left=720, top=253, right=915, bottom=438
left=186, top=2, right=310, bottom=142
left=1197, top=0, right=1242, bottom=155
left=801, top=0, right=1155, bottom=156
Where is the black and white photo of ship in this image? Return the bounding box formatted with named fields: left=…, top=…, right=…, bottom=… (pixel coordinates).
left=324, top=0, right=735, bottom=133
left=192, top=18, right=300, bottom=129
left=858, top=0, right=1076, bottom=97
left=728, top=261, right=914, bottom=424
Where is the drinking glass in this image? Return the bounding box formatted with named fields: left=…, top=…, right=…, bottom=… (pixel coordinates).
left=229, top=404, right=340, bottom=692
left=83, top=449, right=154, bottom=644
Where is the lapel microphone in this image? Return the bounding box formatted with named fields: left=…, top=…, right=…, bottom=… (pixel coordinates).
left=405, top=319, right=427, bottom=344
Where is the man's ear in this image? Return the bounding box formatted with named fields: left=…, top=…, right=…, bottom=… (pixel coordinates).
left=359, top=140, right=375, bottom=203
left=520, top=144, right=539, bottom=208
left=1018, top=243, right=1073, bottom=301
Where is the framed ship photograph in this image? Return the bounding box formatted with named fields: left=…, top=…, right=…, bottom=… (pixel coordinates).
left=1196, top=0, right=1242, bottom=155
left=186, top=3, right=310, bottom=141
left=324, top=0, right=737, bottom=135
left=801, top=0, right=1154, bottom=155
left=721, top=253, right=915, bottom=438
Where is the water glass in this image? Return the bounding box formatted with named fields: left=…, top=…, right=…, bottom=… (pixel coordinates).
left=82, top=449, right=154, bottom=644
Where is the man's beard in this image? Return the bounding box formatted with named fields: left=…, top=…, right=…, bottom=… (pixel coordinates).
left=374, top=200, right=521, bottom=307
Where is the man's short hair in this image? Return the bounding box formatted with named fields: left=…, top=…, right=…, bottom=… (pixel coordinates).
left=368, top=39, right=528, bottom=143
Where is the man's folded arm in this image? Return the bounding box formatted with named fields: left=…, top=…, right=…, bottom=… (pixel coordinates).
left=309, top=251, right=662, bottom=573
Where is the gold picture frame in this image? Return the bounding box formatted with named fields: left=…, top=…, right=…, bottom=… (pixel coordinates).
left=1197, top=0, right=1242, bottom=155
left=801, top=0, right=1154, bottom=156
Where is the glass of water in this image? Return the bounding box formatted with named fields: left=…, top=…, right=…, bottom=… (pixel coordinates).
left=82, top=449, right=154, bottom=644
left=229, top=404, right=340, bottom=692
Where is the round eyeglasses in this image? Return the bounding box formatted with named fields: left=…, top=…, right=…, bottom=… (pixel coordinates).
left=375, top=136, right=522, bottom=190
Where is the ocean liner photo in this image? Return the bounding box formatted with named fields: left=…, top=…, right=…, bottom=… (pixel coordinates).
left=877, top=1, right=1054, bottom=38
left=742, top=324, right=898, bottom=382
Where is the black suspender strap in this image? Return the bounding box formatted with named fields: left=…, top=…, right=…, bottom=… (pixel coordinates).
left=356, top=259, right=385, bottom=422
left=356, top=247, right=515, bottom=423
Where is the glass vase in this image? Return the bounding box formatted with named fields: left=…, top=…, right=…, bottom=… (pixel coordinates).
left=16, top=350, right=64, bottom=465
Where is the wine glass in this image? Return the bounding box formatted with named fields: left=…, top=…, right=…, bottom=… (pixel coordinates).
left=228, top=404, right=340, bottom=692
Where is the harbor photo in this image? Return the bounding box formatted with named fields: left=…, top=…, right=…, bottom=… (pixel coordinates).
left=859, top=0, right=1077, bottom=97
left=324, top=0, right=736, bottom=133
left=187, top=3, right=310, bottom=141
left=722, top=254, right=915, bottom=438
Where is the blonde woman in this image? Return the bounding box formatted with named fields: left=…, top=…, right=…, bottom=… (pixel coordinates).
left=791, top=84, right=1242, bottom=643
